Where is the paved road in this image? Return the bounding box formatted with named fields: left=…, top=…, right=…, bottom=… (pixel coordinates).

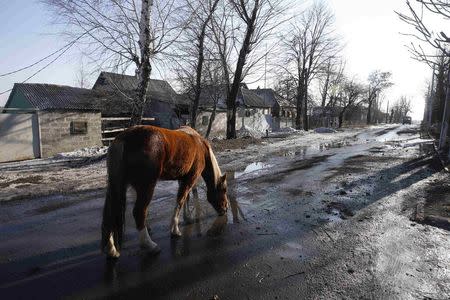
left=1, top=125, right=449, bottom=299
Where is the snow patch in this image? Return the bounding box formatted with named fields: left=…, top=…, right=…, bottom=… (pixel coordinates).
left=54, top=146, right=108, bottom=158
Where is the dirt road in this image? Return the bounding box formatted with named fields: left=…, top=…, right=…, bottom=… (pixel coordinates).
left=0, top=125, right=449, bottom=299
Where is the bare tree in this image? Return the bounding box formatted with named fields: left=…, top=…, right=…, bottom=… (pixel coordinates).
left=337, top=78, right=365, bottom=128
left=281, top=1, right=341, bottom=131
left=42, top=0, right=186, bottom=125
left=397, top=1, right=450, bottom=153
left=366, top=70, right=393, bottom=125
left=75, top=58, right=91, bottom=88
left=223, top=0, right=289, bottom=139
left=274, top=74, right=297, bottom=104
left=174, top=0, right=220, bottom=129
left=390, top=96, right=412, bottom=123
left=396, top=0, right=450, bottom=65
left=318, top=58, right=345, bottom=126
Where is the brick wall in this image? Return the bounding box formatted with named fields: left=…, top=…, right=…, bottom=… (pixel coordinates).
left=38, top=111, right=102, bottom=158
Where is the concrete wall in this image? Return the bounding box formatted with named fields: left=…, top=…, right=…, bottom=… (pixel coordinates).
left=273, top=117, right=295, bottom=131
left=0, top=113, right=40, bottom=162
left=38, top=111, right=102, bottom=158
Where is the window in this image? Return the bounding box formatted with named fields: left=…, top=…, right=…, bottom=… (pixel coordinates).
left=70, top=121, right=88, bottom=135
left=202, top=116, right=209, bottom=126
left=245, top=110, right=251, bottom=117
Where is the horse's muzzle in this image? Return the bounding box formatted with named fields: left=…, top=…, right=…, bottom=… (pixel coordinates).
left=218, top=208, right=227, bottom=216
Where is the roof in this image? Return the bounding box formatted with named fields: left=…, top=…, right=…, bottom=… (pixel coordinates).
left=197, top=85, right=228, bottom=109
left=251, top=88, right=295, bottom=108
left=5, top=83, right=103, bottom=111
left=239, top=88, right=271, bottom=108
left=93, top=72, right=189, bottom=106
left=197, top=85, right=271, bottom=109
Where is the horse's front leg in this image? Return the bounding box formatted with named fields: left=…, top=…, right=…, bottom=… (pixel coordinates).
left=171, top=179, right=195, bottom=237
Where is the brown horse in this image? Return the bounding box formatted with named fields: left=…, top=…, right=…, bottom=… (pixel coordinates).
left=101, top=125, right=228, bottom=258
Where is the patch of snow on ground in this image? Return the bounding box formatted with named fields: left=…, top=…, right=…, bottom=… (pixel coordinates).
left=54, top=146, right=108, bottom=158
left=237, top=125, right=264, bottom=138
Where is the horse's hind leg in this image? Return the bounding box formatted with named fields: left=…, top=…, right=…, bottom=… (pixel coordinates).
left=133, top=181, right=160, bottom=254
left=171, top=179, right=196, bottom=237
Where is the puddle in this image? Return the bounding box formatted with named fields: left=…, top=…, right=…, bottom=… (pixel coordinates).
left=235, top=162, right=271, bottom=178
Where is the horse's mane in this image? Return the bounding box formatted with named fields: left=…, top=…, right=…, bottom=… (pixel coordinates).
left=177, top=126, right=221, bottom=186
left=207, top=145, right=222, bottom=186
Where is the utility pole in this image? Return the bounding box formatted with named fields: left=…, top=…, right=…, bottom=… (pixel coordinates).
left=438, top=63, right=450, bottom=158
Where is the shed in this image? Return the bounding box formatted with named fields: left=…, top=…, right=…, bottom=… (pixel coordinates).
left=2, top=83, right=103, bottom=160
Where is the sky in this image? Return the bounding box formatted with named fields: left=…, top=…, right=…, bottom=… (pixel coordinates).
left=0, top=0, right=437, bottom=121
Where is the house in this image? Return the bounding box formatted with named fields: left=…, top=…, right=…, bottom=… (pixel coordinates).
left=250, top=88, right=296, bottom=130
left=1, top=72, right=188, bottom=161
left=2, top=83, right=103, bottom=160
left=92, top=72, right=189, bottom=128
left=194, top=85, right=273, bottom=137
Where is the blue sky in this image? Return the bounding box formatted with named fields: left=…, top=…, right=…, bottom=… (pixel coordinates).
left=0, top=0, right=434, bottom=120
left=0, top=1, right=83, bottom=103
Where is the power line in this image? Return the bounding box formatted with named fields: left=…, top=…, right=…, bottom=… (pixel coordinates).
left=0, top=42, right=75, bottom=96
left=0, top=31, right=90, bottom=97
left=0, top=44, right=70, bottom=78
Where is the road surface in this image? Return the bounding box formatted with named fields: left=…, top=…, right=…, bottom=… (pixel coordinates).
left=0, top=125, right=449, bottom=299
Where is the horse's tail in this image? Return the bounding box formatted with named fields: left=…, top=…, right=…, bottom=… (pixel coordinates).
left=101, top=139, right=127, bottom=253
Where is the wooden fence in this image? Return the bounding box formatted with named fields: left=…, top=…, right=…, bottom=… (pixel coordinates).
left=101, top=117, right=155, bottom=145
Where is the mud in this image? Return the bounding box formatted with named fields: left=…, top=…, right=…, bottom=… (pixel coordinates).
left=211, top=137, right=262, bottom=152
left=414, top=176, right=450, bottom=230
left=0, top=175, right=43, bottom=188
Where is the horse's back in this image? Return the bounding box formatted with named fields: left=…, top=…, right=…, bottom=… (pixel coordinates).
left=115, top=125, right=207, bottom=181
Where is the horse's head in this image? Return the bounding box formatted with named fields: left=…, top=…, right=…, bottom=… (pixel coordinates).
left=208, top=173, right=228, bottom=216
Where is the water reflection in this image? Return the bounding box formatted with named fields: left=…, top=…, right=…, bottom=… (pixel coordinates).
left=227, top=171, right=246, bottom=224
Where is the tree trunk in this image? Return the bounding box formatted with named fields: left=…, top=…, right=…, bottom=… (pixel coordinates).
left=190, top=0, right=219, bottom=129
left=338, top=107, right=347, bottom=128
left=226, top=2, right=259, bottom=139
left=130, top=0, right=152, bottom=126
left=303, top=83, right=309, bottom=131
left=190, top=30, right=206, bottom=129
left=295, top=83, right=303, bottom=129
left=366, top=100, right=372, bottom=125
left=205, top=105, right=217, bottom=138
left=320, top=66, right=330, bottom=127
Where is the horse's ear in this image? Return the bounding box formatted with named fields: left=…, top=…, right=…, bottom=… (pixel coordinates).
left=219, top=174, right=227, bottom=188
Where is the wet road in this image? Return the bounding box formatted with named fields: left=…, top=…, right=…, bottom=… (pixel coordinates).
left=1, top=125, right=449, bottom=299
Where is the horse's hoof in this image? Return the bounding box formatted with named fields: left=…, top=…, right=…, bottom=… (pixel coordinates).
left=106, top=249, right=120, bottom=259
left=103, top=244, right=121, bottom=259
left=141, top=244, right=161, bottom=256
left=183, top=216, right=195, bottom=225
left=149, top=245, right=161, bottom=255
left=170, top=231, right=182, bottom=238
